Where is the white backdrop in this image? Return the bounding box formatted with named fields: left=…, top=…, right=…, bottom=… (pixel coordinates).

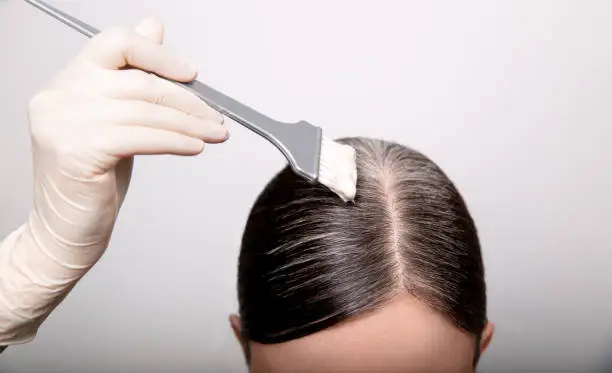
left=1, top=0, right=611, bottom=372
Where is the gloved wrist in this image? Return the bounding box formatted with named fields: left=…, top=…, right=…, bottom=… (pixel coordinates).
left=0, top=205, right=113, bottom=345
left=30, top=156, right=121, bottom=268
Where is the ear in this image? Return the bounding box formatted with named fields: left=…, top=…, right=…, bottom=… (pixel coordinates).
left=229, top=314, right=249, bottom=362
left=479, top=322, right=495, bottom=354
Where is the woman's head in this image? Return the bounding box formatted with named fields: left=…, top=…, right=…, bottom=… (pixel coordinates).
left=232, top=137, right=494, bottom=372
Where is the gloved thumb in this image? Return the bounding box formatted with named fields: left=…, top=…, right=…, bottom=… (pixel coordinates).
left=134, top=17, right=165, bottom=44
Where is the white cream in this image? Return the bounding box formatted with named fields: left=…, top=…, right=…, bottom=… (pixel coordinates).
left=318, top=137, right=358, bottom=202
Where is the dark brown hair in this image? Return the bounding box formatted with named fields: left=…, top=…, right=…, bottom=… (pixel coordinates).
left=237, top=137, right=487, bottom=349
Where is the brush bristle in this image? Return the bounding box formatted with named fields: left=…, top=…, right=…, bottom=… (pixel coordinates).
left=318, top=136, right=357, bottom=202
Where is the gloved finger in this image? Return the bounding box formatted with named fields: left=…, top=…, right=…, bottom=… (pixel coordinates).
left=100, top=68, right=224, bottom=124
left=102, top=126, right=205, bottom=157
left=104, top=99, right=228, bottom=143
left=134, top=17, right=164, bottom=44
left=79, top=24, right=196, bottom=82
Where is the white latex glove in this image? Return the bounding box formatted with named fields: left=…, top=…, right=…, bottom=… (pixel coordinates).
left=0, top=18, right=227, bottom=345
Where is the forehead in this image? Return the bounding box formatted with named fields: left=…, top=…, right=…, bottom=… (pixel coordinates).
left=249, top=296, right=476, bottom=373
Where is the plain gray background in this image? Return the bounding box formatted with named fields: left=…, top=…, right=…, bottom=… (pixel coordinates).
left=1, top=0, right=611, bottom=372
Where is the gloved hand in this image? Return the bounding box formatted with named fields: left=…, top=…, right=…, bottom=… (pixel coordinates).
left=0, top=18, right=227, bottom=345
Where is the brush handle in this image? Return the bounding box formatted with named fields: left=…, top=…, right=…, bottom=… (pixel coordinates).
left=23, top=0, right=290, bottom=141
left=24, top=0, right=323, bottom=182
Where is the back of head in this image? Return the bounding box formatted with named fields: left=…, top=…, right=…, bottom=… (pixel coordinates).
left=236, top=137, right=489, bottom=372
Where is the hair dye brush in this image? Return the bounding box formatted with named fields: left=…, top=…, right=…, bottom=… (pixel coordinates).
left=23, top=0, right=357, bottom=202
